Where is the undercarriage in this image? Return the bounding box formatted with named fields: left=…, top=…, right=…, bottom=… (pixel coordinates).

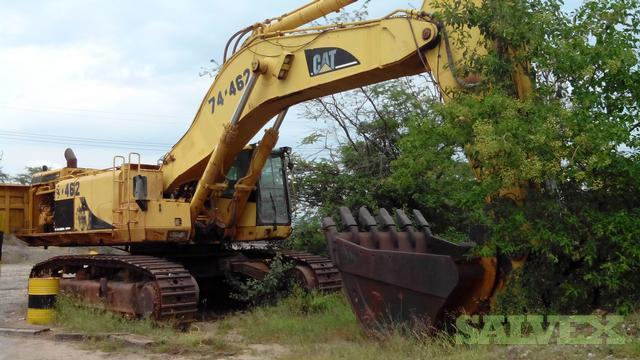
left=30, top=247, right=341, bottom=321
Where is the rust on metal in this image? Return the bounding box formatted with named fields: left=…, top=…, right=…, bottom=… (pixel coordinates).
left=64, top=148, right=78, bottom=169
left=323, top=207, right=500, bottom=332
left=230, top=250, right=342, bottom=293
left=279, top=250, right=342, bottom=292
left=31, top=255, right=199, bottom=321
left=422, top=28, right=432, bottom=41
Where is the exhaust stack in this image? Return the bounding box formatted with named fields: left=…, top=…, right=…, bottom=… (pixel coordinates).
left=64, top=148, right=77, bottom=168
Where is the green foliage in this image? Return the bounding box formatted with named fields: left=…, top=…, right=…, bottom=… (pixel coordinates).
left=293, top=78, right=441, bottom=219
left=55, top=296, right=233, bottom=355
left=220, top=291, right=362, bottom=346
left=12, top=166, right=42, bottom=185
left=407, top=0, right=640, bottom=313
left=285, top=217, right=328, bottom=256
left=0, top=153, right=8, bottom=183
left=282, top=286, right=340, bottom=315
left=227, top=255, right=295, bottom=307
left=294, top=0, right=640, bottom=314
left=220, top=291, right=474, bottom=360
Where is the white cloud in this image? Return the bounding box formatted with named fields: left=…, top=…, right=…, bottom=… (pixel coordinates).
left=4, top=0, right=579, bottom=176
left=0, top=41, right=207, bottom=173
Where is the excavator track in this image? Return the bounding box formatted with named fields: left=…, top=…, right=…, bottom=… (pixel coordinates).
left=31, top=255, right=199, bottom=321
left=279, top=250, right=343, bottom=292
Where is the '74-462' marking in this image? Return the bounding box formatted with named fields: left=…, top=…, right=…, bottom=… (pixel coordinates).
left=208, top=68, right=250, bottom=115
left=56, top=181, right=80, bottom=198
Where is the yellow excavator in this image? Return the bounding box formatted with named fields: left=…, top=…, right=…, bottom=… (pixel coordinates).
left=13, top=0, right=531, bottom=330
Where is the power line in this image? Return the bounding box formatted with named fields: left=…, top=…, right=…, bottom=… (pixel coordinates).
left=0, top=130, right=172, bottom=147
left=0, top=105, right=190, bottom=125
left=0, top=103, right=189, bottom=119
left=0, top=136, right=168, bottom=152
left=0, top=134, right=170, bottom=152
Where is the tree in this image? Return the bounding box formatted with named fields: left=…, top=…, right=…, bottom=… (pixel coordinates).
left=397, top=0, right=640, bottom=313
left=293, top=0, right=640, bottom=313
left=0, top=152, right=9, bottom=183
left=12, top=166, right=43, bottom=185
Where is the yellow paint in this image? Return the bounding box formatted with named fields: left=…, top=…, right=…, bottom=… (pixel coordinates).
left=27, top=277, right=59, bottom=325
left=265, top=0, right=357, bottom=33
left=0, top=184, right=29, bottom=234
left=26, top=308, right=56, bottom=325
left=28, top=277, right=60, bottom=295
left=13, top=1, right=527, bottom=309
left=161, top=16, right=441, bottom=192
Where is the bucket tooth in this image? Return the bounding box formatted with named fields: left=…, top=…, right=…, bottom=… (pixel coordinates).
left=378, top=208, right=396, bottom=230
left=357, top=207, right=382, bottom=249
left=339, top=207, right=358, bottom=228
left=379, top=208, right=414, bottom=252
left=361, top=208, right=393, bottom=251
left=395, top=209, right=414, bottom=230
left=324, top=205, right=500, bottom=334
left=338, top=207, right=362, bottom=245
left=395, top=209, right=426, bottom=253
left=322, top=217, right=337, bottom=230
left=413, top=209, right=433, bottom=235
left=358, top=207, right=377, bottom=229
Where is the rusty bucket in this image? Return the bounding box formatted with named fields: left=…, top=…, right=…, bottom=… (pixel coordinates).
left=323, top=207, right=501, bottom=333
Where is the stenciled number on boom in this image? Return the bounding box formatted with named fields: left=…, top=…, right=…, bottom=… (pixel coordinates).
left=208, top=68, right=251, bottom=115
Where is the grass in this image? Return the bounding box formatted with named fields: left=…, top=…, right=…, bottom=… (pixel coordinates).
left=219, top=290, right=640, bottom=360
left=220, top=288, right=362, bottom=344
left=54, top=291, right=640, bottom=360
left=218, top=288, right=493, bottom=359
left=55, top=296, right=236, bottom=357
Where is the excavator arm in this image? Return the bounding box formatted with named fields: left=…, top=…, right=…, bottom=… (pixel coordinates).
left=158, top=0, right=529, bottom=330
left=13, top=0, right=534, bottom=327
left=161, top=1, right=496, bottom=235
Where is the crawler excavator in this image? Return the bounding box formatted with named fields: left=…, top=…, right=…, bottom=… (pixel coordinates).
left=15, top=0, right=531, bottom=330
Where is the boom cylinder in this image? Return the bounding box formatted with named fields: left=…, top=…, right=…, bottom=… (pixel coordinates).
left=265, top=0, right=357, bottom=33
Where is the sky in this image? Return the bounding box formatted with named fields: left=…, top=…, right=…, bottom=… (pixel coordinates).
left=0, top=0, right=580, bottom=176
left=0, top=0, right=413, bottom=176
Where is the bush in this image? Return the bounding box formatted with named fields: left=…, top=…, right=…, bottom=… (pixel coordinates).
left=227, top=254, right=295, bottom=307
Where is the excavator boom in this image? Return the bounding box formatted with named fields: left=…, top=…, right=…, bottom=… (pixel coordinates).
left=13, top=0, right=527, bottom=330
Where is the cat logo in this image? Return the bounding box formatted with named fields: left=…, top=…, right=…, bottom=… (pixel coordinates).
left=305, top=47, right=360, bottom=77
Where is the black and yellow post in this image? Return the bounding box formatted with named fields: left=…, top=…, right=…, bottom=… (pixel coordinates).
left=0, top=231, right=3, bottom=262
left=27, top=277, right=60, bottom=325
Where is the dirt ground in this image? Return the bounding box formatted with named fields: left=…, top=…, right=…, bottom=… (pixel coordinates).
left=0, top=236, right=286, bottom=360
left=0, top=237, right=185, bottom=360
left=0, top=234, right=84, bottom=327
left=0, top=236, right=118, bottom=360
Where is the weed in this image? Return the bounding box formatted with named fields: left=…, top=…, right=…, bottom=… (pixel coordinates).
left=227, top=254, right=295, bottom=307
left=55, top=296, right=236, bottom=356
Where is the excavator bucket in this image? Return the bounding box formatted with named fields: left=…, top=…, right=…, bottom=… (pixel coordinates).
left=323, top=207, right=502, bottom=333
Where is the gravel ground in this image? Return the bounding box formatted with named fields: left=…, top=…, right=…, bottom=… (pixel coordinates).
left=0, top=262, right=31, bottom=326
left=0, top=236, right=136, bottom=360
left=0, top=236, right=285, bottom=360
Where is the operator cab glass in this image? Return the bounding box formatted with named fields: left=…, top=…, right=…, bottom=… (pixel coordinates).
left=223, top=148, right=291, bottom=226
left=257, top=154, right=291, bottom=225
left=222, top=151, right=251, bottom=199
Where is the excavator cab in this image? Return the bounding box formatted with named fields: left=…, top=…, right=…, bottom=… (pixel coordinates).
left=223, top=147, right=292, bottom=227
